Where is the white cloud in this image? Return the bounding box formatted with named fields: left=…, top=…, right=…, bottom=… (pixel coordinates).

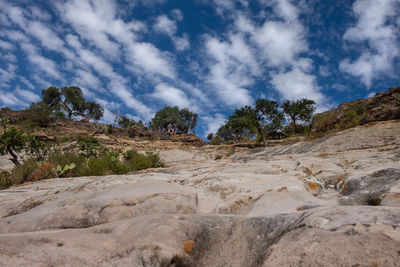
left=0, top=64, right=17, bottom=87
left=254, top=21, right=307, bottom=67
left=58, top=0, right=176, bottom=78
left=202, top=113, right=226, bottom=136
left=20, top=43, right=63, bottom=80
left=0, top=90, right=26, bottom=107
left=8, top=6, right=27, bottom=29
left=28, top=21, right=65, bottom=51
left=74, top=69, right=103, bottom=91
left=15, top=88, right=40, bottom=103
left=152, top=83, right=192, bottom=109
left=270, top=65, right=324, bottom=102
left=339, top=0, right=400, bottom=87
left=0, top=39, right=13, bottom=50
left=204, top=34, right=259, bottom=107
left=154, top=15, right=177, bottom=36
left=173, top=34, right=190, bottom=51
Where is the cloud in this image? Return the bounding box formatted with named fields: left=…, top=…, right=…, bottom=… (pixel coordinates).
left=253, top=21, right=307, bottom=67
left=270, top=65, right=324, bottom=102
left=339, top=0, right=400, bottom=87
left=152, top=83, right=192, bottom=109
left=28, top=21, right=65, bottom=51
left=204, top=34, right=259, bottom=107
left=0, top=64, right=17, bottom=88
left=58, top=0, right=176, bottom=78
left=153, top=13, right=190, bottom=51
left=154, top=15, right=177, bottom=35
left=20, top=43, right=63, bottom=80
left=0, top=39, right=13, bottom=50
left=202, top=113, right=226, bottom=136
left=15, top=88, right=40, bottom=103
left=0, top=90, right=26, bottom=107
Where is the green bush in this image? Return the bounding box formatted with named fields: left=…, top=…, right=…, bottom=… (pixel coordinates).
left=0, top=142, right=164, bottom=189
left=125, top=149, right=164, bottom=170
left=77, top=136, right=102, bottom=157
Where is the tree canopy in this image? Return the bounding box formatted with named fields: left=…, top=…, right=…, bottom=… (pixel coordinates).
left=150, top=106, right=198, bottom=133
left=41, top=86, right=104, bottom=120
left=213, top=98, right=315, bottom=144
left=281, top=98, right=316, bottom=133
left=215, top=99, right=283, bottom=144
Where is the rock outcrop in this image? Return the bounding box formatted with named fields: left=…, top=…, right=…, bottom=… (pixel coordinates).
left=1, top=121, right=400, bottom=266
left=312, top=86, right=400, bottom=132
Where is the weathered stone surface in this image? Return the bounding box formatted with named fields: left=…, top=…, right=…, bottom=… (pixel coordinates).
left=1, top=120, right=400, bottom=266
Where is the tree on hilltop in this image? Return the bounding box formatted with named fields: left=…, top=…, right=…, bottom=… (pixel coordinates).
left=150, top=106, right=198, bottom=133
left=281, top=98, right=316, bottom=134
left=41, top=86, right=104, bottom=120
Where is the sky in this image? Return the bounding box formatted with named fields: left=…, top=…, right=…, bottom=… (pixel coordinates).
left=0, top=0, right=399, bottom=138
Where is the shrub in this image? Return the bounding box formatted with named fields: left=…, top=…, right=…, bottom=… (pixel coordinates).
left=107, top=124, right=113, bottom=134
left=27, top=135, right=54, bottom=161
left=0, top=170, right=13, bottom=189
left=77, top=136, right=102, bottom=157
left=125, top=149, right=164, bottom=170
left=210, top=136, right=223, bottom=145
left=25, top=102, right=54, bottom=128
left=0, top=127, right=27, bottom=167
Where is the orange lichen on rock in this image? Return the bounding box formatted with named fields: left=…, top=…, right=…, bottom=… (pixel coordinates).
left=340, top=182, right=348, bottom=195
left=393, top=193, right=400, bottom=199
left=277, top=187, right=288, bottom=192
left=308, top=182, right=320, bottom=190
left=184, top=240, right=195, bottom=255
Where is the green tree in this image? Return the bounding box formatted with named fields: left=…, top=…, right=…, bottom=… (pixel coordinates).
left=0, top=127, right=27, bottom=167
left=217, top=99, right=283, bottom=144
left=118, top=115, right=132, bottom=128
left=85, top=102, right=104, bottom=120
left=41, top=86, right=61, bottom=111
left=41, top=86, right=103, bottom=120
left=207, top=133, right=214, bottom=141
left=60, top=86, right=86, bottom=118
left=281, top=98, right=316, bottom=134
left=150, top=106, right=198, bottom=133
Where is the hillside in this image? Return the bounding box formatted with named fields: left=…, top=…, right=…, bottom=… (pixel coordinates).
left=312, top=86, right=400, bottom=132
left=1, top=119, right=400, bottom=266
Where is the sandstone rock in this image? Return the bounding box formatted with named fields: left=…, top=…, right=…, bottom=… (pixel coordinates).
left=1, top=120, right=400, bottom=265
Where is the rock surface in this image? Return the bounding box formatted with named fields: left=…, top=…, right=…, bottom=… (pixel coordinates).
left=1, top=121, right=400, bottom=266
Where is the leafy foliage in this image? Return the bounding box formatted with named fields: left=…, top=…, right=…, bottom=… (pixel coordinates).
left=281, top=98, right=316, bottom=134
left=41, top=86, right=103, bottom=120
left=25, top=102, right=54, bottom=128
left=150, top=106, right=198, bottom=133
left=0, top=127, right=27, bottom=167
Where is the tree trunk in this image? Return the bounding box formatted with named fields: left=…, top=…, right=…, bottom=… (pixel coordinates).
left=256, top=123, right=267, bottom=146
left=292, top=117, right=297, bottom=134
left=7, top=147, right=21, bottom=167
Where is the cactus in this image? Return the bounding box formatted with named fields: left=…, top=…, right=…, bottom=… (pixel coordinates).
left=53, top=163, right=76, bottom=177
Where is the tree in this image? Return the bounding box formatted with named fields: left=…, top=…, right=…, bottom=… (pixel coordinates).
left=118, top=115, right=132, bottom=128
left=281, top=98, right=316, bottom=134
left=40, top=86, right=103, bottom=120
left=60, top=86, right=86, bottom=118
left=150, top=106, right=198, bottom=133
left=0, top=127, right=27, bottom=167
left=85, top=102, right=104, bottom=120
left=207, top=133, right=214, bottom=141
left=41, top=87, right=61, bottom=111
left=217, top=99, right=283, bottom=144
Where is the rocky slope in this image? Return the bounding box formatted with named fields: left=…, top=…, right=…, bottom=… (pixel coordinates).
left=312, top=86, right=400, bottom=132
left=1, top=121, right=400, bottom=266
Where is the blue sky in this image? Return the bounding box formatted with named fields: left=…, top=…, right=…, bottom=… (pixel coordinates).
left=0, top=0, right=399, bottom=137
